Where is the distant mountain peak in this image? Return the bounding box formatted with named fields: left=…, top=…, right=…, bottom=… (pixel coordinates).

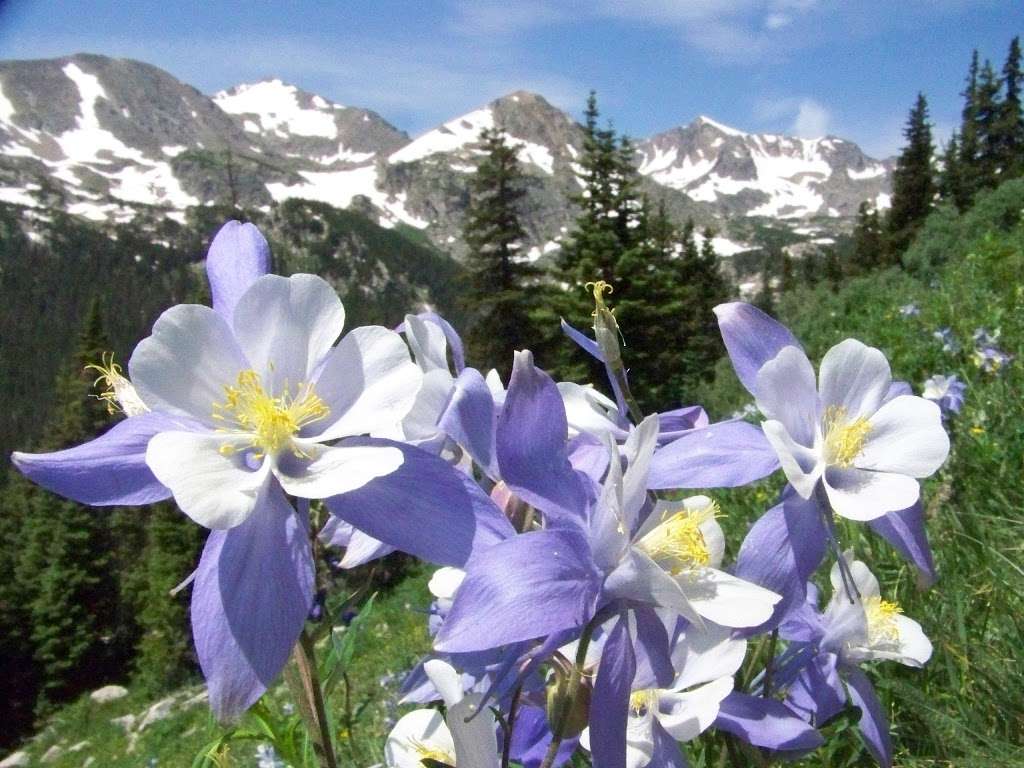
left=693, top=114, right=746, bottom=137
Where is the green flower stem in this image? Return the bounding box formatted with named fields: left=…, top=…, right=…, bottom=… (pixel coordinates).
left=538, top=617, right=599, bottom=768
left=283, top=630, right=338, bottom=768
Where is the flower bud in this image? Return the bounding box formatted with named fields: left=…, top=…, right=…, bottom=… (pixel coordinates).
left=545, top=668, right=591, bottom=738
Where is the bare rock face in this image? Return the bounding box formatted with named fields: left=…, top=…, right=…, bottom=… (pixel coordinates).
left=89, top=684, right=129, bottom=704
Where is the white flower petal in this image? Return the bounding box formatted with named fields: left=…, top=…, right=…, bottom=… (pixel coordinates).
left=823, top=466, right=920, bottom=521
left=657, top=676, right=733, bottom=742
left=755, top=345, right=819, bottom=445
left=698, top=511, right=726, bottom=570
left=819, top=339, right=891, bottom=419
left=858, top=396, right=949, bottom=477
left=232, top=274, right=345, bottom=393
left=678, top=568, right=781, bottom=628
left=669, top=624, right=747, bottom=691
left=894, top=615, right=933, bottom=667
left=423, top=658, right=464, bottom=708
left=761, top=420, right=822, bottom=498
left=829, top=553, right=881, bottom=599
left=405, top=314, right=450, bottom=373
left=129, top=304, right=247, bottom=424
left=385, top=709, right=455, bottom=768
left=448, top=693, right=500, bottom=768
left=146, top=431, right=269, bottom=529
left=402, top=369, right=455, bottom=442
left=606, top=549, right=703, bottom=627
left=621, top=415, right=660, bottom=527
left=428, top=567, right=467, bottom=601
left=274, top=443, right=403, bottom=499
left=625, top=709, right=656, bottom=768
left=311, top=326, right=422, bottom=441
left=558, top=381, right=625, bottom=441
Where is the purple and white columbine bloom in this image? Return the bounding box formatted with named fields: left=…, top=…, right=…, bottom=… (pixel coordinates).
left=13, top=221, right=512, bottom=721
left=715, top=302, right=949, bottom=521
left=921, top=374, right=966, bottom=417
left=898, top=303, right=920, bottom=317
left=778, top=554, right=931, bottom=767
left=932, top=327, right=959, bottom=354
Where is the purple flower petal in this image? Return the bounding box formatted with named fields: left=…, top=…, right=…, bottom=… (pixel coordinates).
left=434, top=529, right=602, bottom=653
left=845, top=668, right=892, bottom=768
left=437, top=367, right=498, bottom=478
left=496, top=351, right=591, bottom=522
left=632, top=606, right=675, bottom=689
left=867, top=501, right=936, bottom=586
left=713, top=302, right=802, bottom=397
left=785, top=652, right=846, bottom=725
left=510, top=706, right=579, bottom=768
left=418, top=311, right=467, bottom=373
left=714, top=692, right=824, bottom=752
left=648, top=420, right=781, bottom=490
left=589, top=613, right=635, bottom=768
left=325, top=438, right=513, bottom=568
left=657, top=404, right=710, bottom=442
left=650, top=721, right=689, bottom=768
left=191, top=482, right=314, bottom=722
left=205, top=220, right=271, bottom=324
left=11, top=412, right=190, bottom=506
left=733, top=487, right=827, bottom=636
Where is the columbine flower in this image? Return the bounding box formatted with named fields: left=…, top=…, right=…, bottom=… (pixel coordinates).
left=898, top=303, right=920, bottom=317
left=972, top=345, right=1013, bottom=373
left=13, top=221, right=512, bottom=721
left=385, top=660, right=498, bottom=768
left=972, top=327, right=999, bottom=347
left=255, top=744, right=286, bottom=768
left=932, top=327, right=959, bottom=353
left=921, top=374, right=966, bottom=417
left=777, top=553, right=931, bottom=767
left=714, top=302, right=949, bottom=521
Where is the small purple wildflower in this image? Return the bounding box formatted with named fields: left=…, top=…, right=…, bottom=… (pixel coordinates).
left=933, top=327, right=959, bottom=354
left=973, top=346, right=1014, bottom=373
left=922, top=375, right=967, bottom=417
left=898, top=303, right=920, bottom=317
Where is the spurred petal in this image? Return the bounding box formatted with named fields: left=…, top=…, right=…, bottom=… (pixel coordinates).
left=714, top=692, right=824, bottom=752
left=129, top=304, right=247, bottom=424
left=621, top=415, right=660, bottom=530
left=496, top=351, right=590, bottom=522
left=449, top=693, right=500, bottom=768
left=400, top=311, right=466, bottom=373
left=755, top=345, right=819, bottom=446
left=845, top=668, right=892, bottom=768
left=632, top=606, right=675, bottom=689
left=648, top=721, right=688, bottom=768
left=605, top=548, right=703, bottom=627
left=312, top=326, right=422, bottom=442
left=858, top=396, right=949, bottom=477
left=648, top=421, right=781, bottom=490
left=146, top=431, right=269, bottom=529
left=404, top=313, right=451, bottom=373
left=590, top=613, right=636, bottom=768
left=434, top=529, right=602, bottom=653
left=437, top=367, right=498, bottom=477
left=819, top=339, right=891, bottom=419
left=785, top=652, right=846, bottom=724
left=231, top=274, right=345, bottom=392
left=669, top=623, right=747, bottom=692
left=866, top=502, right=935, bottom=586
left=276, top=442, right=402, bottom=499
left=823, top=467, right=919, bottom=521
left=191, top=483, right=314, bottom=721
left=326, top=438, right=514, bottom=568
left=733, top=488, right=827, bottom=636
left=713, top=302, right=802, bottom=397
left=319, top=518, right=395, bottom=568
left=205, top=221, right=271, bottom=323
left=11, top=412, right=184, bottom=505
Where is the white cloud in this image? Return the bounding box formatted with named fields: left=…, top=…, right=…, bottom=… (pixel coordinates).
left=764, top=13, right=792, bottom=30
left=791, top=99, right=831, bottom=137
left=754, top=96, right=832, bottom=137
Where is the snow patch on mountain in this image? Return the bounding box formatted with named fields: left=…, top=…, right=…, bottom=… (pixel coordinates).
left=390, top=108, right=495, bottom=164
left=214, top=80, right=339, bottom=139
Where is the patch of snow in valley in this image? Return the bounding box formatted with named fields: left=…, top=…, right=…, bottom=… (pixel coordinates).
left=0, top=186, right=38, bottom=207
left=875, top=192, right=892, bottom=209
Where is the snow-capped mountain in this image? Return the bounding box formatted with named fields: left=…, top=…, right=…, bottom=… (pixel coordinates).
left=0, top=53, right=892, bottom=256
left=637, top=116, right=892, bottom=219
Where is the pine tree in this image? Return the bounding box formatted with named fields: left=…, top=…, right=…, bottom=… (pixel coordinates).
left=851, top=201, right=887, bottom=270
left=974, top=60, right=1004, bottom=189
left=461, top=127, right=538, bottom=379
left=887, top=93, right=936, bottom=256
left=993, top=36, right=1024, bottom=178
left=939, top=131, right=969, bottom=209
left=15, top=301, right=124, bottom=713
left=958, top=50, right=982, bottom=206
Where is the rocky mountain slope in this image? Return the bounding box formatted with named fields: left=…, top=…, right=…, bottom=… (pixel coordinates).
left=0, top=53, right=892, bottom=257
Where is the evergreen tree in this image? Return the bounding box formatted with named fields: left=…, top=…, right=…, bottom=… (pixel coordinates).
left=887, top=93, right=936, bottom=256
left=939, top=132, right=969, bottom=210
left=993, top=37, right=1024, bottom=178
left=958, top=50, right=982, bottom=206
left=15, top=300, right=122, bottom=713
left=461, top=127, right=538, bottom=379
left=851, top=201, right=887, bottom=270
left=973, top=60, right=1004, bottom=188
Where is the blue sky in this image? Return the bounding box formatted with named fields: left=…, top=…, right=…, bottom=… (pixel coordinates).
left=0, top=0, right=1020, bottom=156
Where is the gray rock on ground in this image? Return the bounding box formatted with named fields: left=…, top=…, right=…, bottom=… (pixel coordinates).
left=90, top=685, right=129, bottom=704
left=0, top=751, right=30, bottom=768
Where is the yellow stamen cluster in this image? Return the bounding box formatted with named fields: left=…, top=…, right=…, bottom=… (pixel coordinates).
left=822, top=405, right=872, bottom=468
left=636, top=500, right=718, bottom=574
left=629, top=688, right=659, bottom=716
left=85, top=352, right=131, bottom=415
left=212, top=369, right=329, bottom=458
left=864, top=596, right=902, bottom=646
left=411, top=738, right=456, bottom=766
